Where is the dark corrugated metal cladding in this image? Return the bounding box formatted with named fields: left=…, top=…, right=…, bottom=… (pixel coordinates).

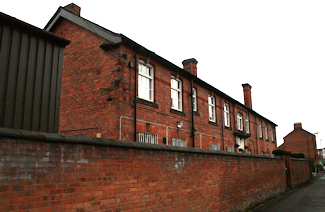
left=0, top=14, right=68, bottom=133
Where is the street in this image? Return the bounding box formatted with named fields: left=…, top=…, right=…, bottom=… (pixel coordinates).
left=254, top=172, right=325, bottom=212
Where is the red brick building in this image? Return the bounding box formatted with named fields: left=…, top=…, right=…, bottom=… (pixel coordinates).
left=45, top=3, right=277, bottom=155
left=279, top=123, right=317, bottom=160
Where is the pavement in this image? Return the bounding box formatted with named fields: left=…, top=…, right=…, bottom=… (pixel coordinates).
left=251, top=172, right=325, bottom=212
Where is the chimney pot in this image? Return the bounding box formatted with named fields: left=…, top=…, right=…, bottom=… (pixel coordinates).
left=242, top=83, right=252, bottom=109
left=182, top=58, right=198, bottom=76
left=64, top=3, right=81, bottom=16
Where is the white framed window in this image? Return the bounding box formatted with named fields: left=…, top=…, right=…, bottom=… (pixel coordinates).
left=171, top=77, right=182, bottom=111
left=259, top=120, right=263, bottom=138
left=224, top=103, right=230, bottom=127
left=138, top=61, right=154, bottom=101
left=208, top=95, right=216, bottom=122
left=237, top=113, right=243, bottom=131
left=245, top=114, right=249, bottom=133
left=271, top=128, right=274, bottom=142
left=172, top=137, right=186, bottom=147
left=236, top=137, right=245, bottom=150
left=192, top=88, right=197, bottom=111
left=265, top=124, right=268, bottom=140
left=210, top=143, right=219, bottom=150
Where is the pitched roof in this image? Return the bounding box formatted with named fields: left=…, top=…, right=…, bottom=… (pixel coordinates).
left=45, top=6, right=277, bottom=126
left=283, top=127, right=315, bottom=140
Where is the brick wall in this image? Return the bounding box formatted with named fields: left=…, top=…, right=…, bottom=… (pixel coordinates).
left=291, top=159, right=312, bottom=188
left=0, top=128, right=311, bottom=211
left=52, top=19, right=123, bottom=139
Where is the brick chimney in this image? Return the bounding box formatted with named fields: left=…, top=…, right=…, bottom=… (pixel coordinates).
left=64, top=3, right=81, bottom=16
left=294, top=122, right=302, bottom=129
left=182, top=58, right=198, bottom=77
left=242, top=83, right=252, bottom=109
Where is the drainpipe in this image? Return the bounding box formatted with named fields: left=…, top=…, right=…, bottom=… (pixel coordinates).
left=233, top=105, right=236, bottom=151
left=221, top=98, right=225, bottom=150
left=134, top=54, right=138, bottom=142
left=190, top=64, right=195, bottom=148
left=256, top=117, right=259, bottom=154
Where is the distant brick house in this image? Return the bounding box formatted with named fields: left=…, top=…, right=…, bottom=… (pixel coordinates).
left=279, top=123, right=317, bottom=160
left=45, top=3, right=277, bottom=155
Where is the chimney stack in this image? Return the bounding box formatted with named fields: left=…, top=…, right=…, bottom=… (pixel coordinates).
left=182, top=58, right=198, bottom=77
left=64, top=3, right=81, bottom=16
left=242, top=83, right=252, bottom=109
left=294, top=122, right=302, bottom=129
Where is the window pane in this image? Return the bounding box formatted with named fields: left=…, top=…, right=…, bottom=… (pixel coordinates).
left=171, top=79, right=177, bottom=89
left=177, top=80, right=181, bottom=89
left=138, top=63, right=153, bottom=101
left=147, top=66, right=151, bottom=76
left=209, top=106, right=213, bottom=119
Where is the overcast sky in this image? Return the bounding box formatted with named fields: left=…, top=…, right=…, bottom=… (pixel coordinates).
left=2, top=0, right=325, bottom=148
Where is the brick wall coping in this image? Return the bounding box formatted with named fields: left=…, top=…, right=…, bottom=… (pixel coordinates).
left=0, top=127, right=281, bottom=160
left=291, top=158, right=309, bottom=162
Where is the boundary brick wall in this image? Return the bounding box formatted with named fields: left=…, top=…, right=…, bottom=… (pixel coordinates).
left=0, top=128, right=310, bottom=212
left=291, top=158, right=312, bottom=188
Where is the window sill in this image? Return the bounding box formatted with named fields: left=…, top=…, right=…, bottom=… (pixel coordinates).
left=170, top=108, right=186, bottom=117
left=209, top=121, right=218, bottom=126
left=136, top=98, right=158, bottom=108
left=234, top=130, right=251, bottom=139
left=225, top=126, right=232, bottom=131
left=193, top=111, right=200, bottom=116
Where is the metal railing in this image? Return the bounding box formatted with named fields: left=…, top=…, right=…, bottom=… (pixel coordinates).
left=138, top=132, right=158, bottom=144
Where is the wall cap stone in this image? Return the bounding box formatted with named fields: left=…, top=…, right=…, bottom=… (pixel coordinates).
left=0, top=127, right=282, bottom=159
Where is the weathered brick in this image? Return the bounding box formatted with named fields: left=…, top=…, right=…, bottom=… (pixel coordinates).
left=0, top=133, right=311, bottom=211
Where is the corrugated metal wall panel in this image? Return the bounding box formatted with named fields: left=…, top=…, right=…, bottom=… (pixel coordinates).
left=40, top=42, right=53, bottom=132
left=48, top=45, right=60, bottom=132
left=22, top=36, right=38, bottom=130
left=31, top=39, right=45, bottom=131
left=0, top=26, right=11, bottom=127
left=0, top=24, right=67, bottom=132
left=54, top=49, right=64, bottom=133
left=13, top=33, right=30, bottom=129
left=3, top=29, right=21, bottom=128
